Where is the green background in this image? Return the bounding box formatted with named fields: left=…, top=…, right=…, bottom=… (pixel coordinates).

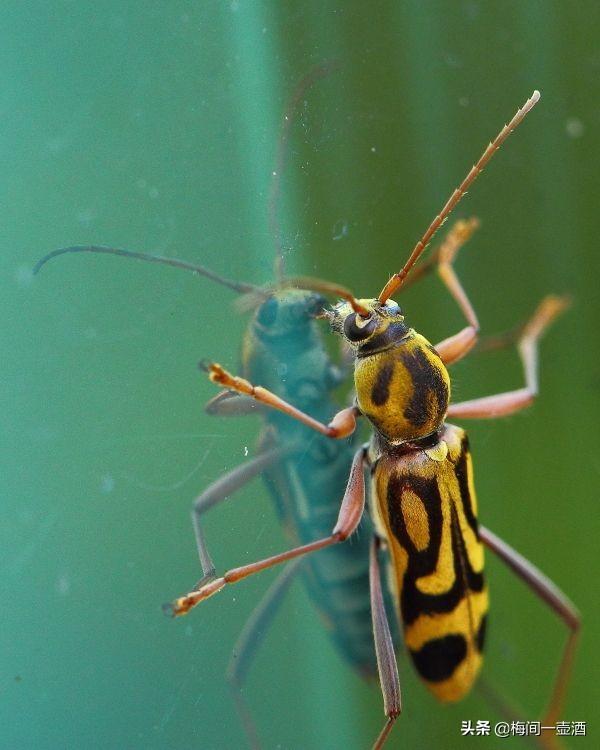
left=3, top=2, right=598, bottom=748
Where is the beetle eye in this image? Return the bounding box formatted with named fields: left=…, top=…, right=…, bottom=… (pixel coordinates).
left=343, top=313, right=378, bottom=342
left=256, top=297, right=278, bottom=327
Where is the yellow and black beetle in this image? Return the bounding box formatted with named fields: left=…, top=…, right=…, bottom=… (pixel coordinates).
left=167, top=90, right=580, bottom=749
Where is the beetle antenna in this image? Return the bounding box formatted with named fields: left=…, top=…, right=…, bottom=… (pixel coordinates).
left=378, top=90, right=541, bottom=304
left=269, top=60, right=339, bottom=283
left=33, top=245, right=258, bottom=294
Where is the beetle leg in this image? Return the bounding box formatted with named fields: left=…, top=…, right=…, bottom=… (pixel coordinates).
left=430, top=217, right=481, bottom=365
left=447, top=295, right=569, bottom=419
left=189, top=447, right=292, bottom=587
left=370, top=536, right=402, bottom=750
left=202, top=361, right=359, bottom=438
left=161, top=447, right=291, bottom=618
left=476, top=678, right=565, bottom=750
left=227, top=560, right=303, bottom=750
left=480, top=526, right=580, bottom=727
left=403, top=216, right=480, bottom=291
left=169, top=447, right=366, bottom=616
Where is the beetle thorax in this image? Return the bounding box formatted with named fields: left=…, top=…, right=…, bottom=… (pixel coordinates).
left=354, top=332, right=450, bottom=443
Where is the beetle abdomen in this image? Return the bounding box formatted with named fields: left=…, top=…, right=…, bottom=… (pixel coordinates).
left=370, top=423, right=488, bottom=701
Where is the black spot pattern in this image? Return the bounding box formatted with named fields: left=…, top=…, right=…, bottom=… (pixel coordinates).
left=410, top=634, right=468, bottom=682
left=453, top=436, right=480, bottom=540
left=371, top=362, right=394, bottom=406
left=400, top=347, right=449, bottom=428
left=476, top=614, right=487, bottom=653
left=386, top=472, right=484, bottom=628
